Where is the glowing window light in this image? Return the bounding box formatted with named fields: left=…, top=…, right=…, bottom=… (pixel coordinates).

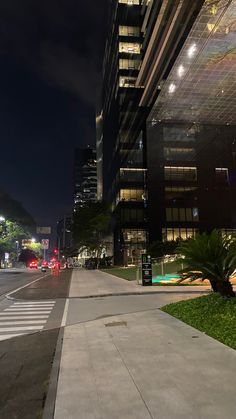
left=177, top=65, right=185, bottom=77
left=169, top=83, right=176, bottom=94
left=187, top=43, right=197, bottom=58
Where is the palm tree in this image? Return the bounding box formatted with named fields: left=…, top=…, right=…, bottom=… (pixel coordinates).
left=177, top=230, right=236, bottom=297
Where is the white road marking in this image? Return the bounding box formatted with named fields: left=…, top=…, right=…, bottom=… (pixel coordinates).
left=0, top=334, right=28, bottom=341
left=4, top=308, right=51, bottom=312
left=0, top=326, right=43, bottom=332
left=0, top=300, right=56, bottom=341
left=0, top=315, right=48, bottom=320
left=6, top=274, right=51, bottom=299
left=13, top=301, right=55, bottom=305
left=61, top=298, right=69, bottom=327
left=12, top=305, right=54, bottom=310
left=0, top=320, right=47, bottom=325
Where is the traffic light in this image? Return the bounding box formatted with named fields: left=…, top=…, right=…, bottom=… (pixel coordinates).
left=54, top=248, right=59, bottom=255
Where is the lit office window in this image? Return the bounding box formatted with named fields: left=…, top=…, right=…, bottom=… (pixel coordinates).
left=162, top=228, right=198, bottom=241
left=119, top=42, right=141, bottom=54
left=119, top=0, right=140, bottom=4
left=165, top=207, right=199, bottom=222
left=119, top=189, right=145, bottom=201
left=119, top=76, right=137, bottom=87
left=119, top=26, right=140, bottom=36
left=164, top=166, right=197, bottom=181
left=122, top=229, right=147, bottom=244
left=119, top=59, right=141, bottom=70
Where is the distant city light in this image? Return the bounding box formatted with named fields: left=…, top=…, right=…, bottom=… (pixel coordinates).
left=169, top=83, right=176, bottom=94
left=177, top=65, right=185, bottom=77
left=187, top=43, right=197, bottom=58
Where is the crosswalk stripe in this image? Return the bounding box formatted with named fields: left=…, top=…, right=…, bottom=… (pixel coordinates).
left=0, top=320, right=47, bottom=325
left=11, top=305, right=54, bottom=309
left=5, top=308, right=51, bottom=312
left=13, top=301, right=55, bottom=305
left=0, top=315, right=48, bottom=319
left=3, top=311, right=51, bottom=315
left=0, top=326, right=43, bottom=332
left=0, top=334, right=28, bottom=341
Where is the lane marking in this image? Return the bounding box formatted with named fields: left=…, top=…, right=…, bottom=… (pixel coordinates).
left=0, top=326, right=43, bottom=332
left=61, top=298, right=69, bottom=327
left=6, top=273, right=51, bottom=299
left=0, top=320, right=47, bottom=325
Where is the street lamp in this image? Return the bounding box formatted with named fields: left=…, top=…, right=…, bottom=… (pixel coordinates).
left=0, top=216, right=5, bottom=222
left=31, top=238, right=36, bottom=243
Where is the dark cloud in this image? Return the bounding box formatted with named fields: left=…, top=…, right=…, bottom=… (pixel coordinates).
left=0, top=0, right=107, bottom=105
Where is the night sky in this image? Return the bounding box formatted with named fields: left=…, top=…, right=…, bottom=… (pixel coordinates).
left=0, top=0, right=107, bottom=229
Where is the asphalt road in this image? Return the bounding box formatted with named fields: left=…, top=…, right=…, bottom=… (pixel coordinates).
left=0, top=268, right=72, bottom=419
left=0, top=269, right=49, bottom=301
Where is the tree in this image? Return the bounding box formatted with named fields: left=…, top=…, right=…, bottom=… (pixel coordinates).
left=0, top=220, right=31, bottom=267
left=177, top=230, right=236, bottom=297
left=19, top=249, right=38, bottom=266
left=73, top=202, right=111, bottom=265
left=148, top=240, right=179, bottom=258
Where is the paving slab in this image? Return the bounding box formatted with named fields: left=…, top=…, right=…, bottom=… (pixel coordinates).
left=69, top=268, right=209, bottom=298
left=54, top=309, right=236, bottom=419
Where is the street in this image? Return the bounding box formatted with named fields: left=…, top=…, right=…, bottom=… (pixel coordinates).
left=0, top=268, right=71, bottom=419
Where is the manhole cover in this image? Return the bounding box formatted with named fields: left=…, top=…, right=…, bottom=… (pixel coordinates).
left=105, top=321, right=127, bottom=327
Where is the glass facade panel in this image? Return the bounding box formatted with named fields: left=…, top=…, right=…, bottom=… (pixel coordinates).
left=165, top=186, right=197, bottom=200
left=164, top=147, right=196, bottom=161
left=119, top=59, right=141, bottom=70
left=119, top=76, right=137, bottom=87
left=165, top=208, right=199, bottom=222
left=215, top=168, right=229, bottom=185
left=164, top=166, right=197, bottom=181
left=119, top=26, right=140, bottom=36
left=120, top=168, right=146, bottom=183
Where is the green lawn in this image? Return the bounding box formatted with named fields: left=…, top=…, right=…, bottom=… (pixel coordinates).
left=101, top=261, right=182, bottom=282
left=162, top=294, right=236, bottom=350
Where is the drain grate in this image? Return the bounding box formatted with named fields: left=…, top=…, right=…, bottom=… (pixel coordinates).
left=105, top=321, right=127, bottom=328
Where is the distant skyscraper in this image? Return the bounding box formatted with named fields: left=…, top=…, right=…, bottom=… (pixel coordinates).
left=73, top=148, right=97, bottom=211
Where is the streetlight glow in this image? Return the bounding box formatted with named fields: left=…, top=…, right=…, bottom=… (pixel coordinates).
left=0, top=216, right=6, bottom=222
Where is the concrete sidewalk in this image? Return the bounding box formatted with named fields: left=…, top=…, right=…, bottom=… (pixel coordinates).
left=54, top=310, right=236, bottom=419
left=52, top=269, right=236, bottom=419
left=69, top=268, right=210, bottom=298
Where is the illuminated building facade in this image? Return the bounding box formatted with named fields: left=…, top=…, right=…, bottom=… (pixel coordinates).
left=73, top=148, right=97, bottom=211
left=99, top=0, right=236, bottom=265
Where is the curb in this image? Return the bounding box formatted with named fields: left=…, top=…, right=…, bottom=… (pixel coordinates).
left=42, top=327, right=64, bottom=419
left=76, top=289, right=210, bottom=299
